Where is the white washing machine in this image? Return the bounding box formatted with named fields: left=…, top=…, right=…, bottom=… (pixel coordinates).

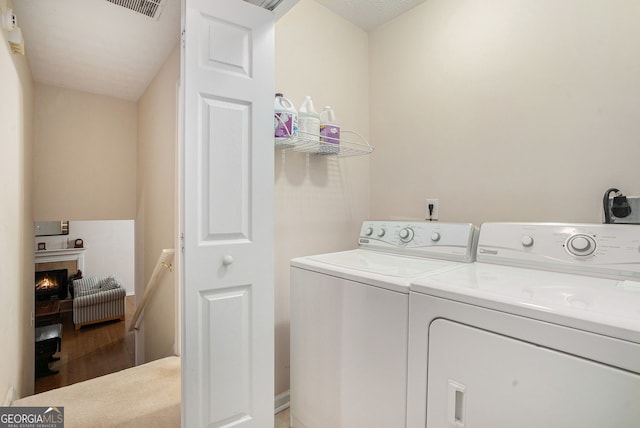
left=290, top=221, right=479, bottom=428
left=407, top=222, right=640, bottom=428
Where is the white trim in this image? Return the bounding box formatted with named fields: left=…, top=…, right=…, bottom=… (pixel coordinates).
left=35, top=248, right=85, bottom=271
left=275, top=390, right=290, bottom=414
left=3, top=386, right=17, bottom=406
left=134, top=327, right=145, bottom=366
left=174, top=78, right=182, bottom=358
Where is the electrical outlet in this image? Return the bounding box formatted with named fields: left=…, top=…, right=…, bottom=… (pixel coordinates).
left=426, top=198, right=439, bottom=221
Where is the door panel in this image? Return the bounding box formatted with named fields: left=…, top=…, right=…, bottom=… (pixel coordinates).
left=182, top=0, right=274, bottom=426
left=201, top=17, right=252, bottom=76
left=202, top=286, right=252, bottom=425
left=427, top=319, right=640, bottom=428
left=199, top=95, right=251, bottom=240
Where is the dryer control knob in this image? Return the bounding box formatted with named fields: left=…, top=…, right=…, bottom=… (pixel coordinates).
left=521, top=235, right=534, bottom=247
left=377, top=229, right=386, bottom=237
left=431, top=232, right=441, bottom=242
left=365, top=227, right=374, bottom=236
left=399, top=227, right=414, bottom=242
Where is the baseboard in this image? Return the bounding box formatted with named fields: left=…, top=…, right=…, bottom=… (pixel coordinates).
left=274, top=390, right=290, bottom=414
left=3, top=386, right=17, bottom=406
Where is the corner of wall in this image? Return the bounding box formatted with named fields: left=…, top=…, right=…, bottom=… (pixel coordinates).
left=0, top=0, right=36, bottom=398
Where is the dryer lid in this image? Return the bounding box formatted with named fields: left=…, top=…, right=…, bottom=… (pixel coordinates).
left=307, top=249, right=458, bottom=277
left=291, top=249, right=466, bottom=293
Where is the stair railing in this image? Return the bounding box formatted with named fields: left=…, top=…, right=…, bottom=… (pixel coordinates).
left=129, top=249, right=175, bottom=333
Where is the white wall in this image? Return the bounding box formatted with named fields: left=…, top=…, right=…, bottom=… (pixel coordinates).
left=0, top=0, right=35, bottom=399
left=136, top=44, right=179, bottom=362
left=274, top=0, right=370, bottom=396
left=34, top=84, right=137, bottom=221
left=75, top=221, right=134, bottom=294
left=369, top=0, right=640, bottom=225
left=35, top=220, right=135, bottom=295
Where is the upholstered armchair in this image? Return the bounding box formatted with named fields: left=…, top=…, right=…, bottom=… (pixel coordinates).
left=73, top=276, right=126, bottom=330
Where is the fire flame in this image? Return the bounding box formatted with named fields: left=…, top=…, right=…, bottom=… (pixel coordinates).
left=36, top=277, right=57, bottom=290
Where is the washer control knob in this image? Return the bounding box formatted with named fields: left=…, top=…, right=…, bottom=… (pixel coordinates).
left=399, top=227, right=414, bottom=242
left=521, top=235, right=534, bottom=247
left=365, top=227, right=374, bottom=236
left=572, top=237, right=590, bottom=251
left=566, top=234, right=596, bottom=256
left=377, top=229, right=386, bottom=237
left=431, top=232, right=441, bottom=242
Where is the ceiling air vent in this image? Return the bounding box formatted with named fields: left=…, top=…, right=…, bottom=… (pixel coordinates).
left=243, top=0, right=286, bottom=11
left=105, top=0, right=167, bottom=20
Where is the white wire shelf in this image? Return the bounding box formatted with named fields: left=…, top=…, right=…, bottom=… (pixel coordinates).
left=274, top=130, right=374, bottom=158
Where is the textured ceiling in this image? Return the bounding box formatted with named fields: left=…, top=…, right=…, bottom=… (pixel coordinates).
left=11, top=0, right=420, bottom=101
left=13, top=0, right=181, bottom=101
left=314, top=0, right=426, bottom=30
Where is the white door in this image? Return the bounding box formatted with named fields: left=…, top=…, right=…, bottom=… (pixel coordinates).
left=182, top=0, right=274, bottom=426
left=426, top=319, right=640, bottom=427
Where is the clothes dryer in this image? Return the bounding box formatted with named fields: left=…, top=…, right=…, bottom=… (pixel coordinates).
left=407, top=222, right=640, bottom=428
left=290, top=221, right=478, bottom=428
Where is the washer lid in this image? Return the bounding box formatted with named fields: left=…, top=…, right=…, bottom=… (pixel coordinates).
left=291, top=249, right=465, bottom=293
left=411, top=263, right=640, bottom=343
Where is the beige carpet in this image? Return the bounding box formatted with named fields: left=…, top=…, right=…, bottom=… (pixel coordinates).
left=13, top=356, right=181, bottom=428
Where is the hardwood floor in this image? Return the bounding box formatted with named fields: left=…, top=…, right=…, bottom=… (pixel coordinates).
left=35, top=295, right=136, bottom=394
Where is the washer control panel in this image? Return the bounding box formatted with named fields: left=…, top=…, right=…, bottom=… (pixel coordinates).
left=359, top=221, right=479, bottom=262
left=477, top=222, right=640, bottom=280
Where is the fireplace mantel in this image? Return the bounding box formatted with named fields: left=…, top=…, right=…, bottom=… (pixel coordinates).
left=35, top=248, right=85, bottom=271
